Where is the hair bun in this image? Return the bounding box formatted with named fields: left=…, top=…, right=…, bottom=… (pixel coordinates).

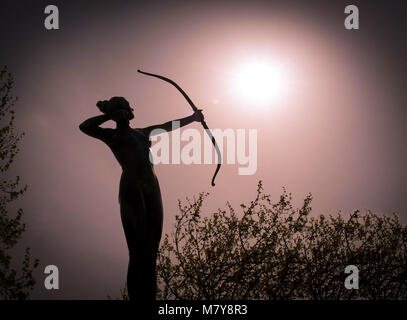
left=96, top=100, right=109, bottom=113
left=97, top=97, right=130, bottom=114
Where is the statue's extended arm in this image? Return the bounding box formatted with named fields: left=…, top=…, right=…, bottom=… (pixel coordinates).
left=142, top=110, right=204, bottom=137
left=79, top=114, right=114, bottom=141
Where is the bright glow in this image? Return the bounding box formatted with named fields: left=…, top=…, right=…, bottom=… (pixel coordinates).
left=233, top=60, right=288, bottom=106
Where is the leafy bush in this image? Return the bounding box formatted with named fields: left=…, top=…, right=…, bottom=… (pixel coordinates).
left=157, top=181, right=406, bottom=300
left=0, top=66, right=39, bottom=299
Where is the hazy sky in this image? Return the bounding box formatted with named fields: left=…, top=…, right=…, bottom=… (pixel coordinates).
left=1, top=0, right=406, bottom=299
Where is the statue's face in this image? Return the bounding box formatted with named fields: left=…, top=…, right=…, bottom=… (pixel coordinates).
left=127, top=106, right=135, bottom=120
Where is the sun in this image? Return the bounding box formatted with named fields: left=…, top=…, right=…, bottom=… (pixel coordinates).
left=233, top=60, right=288, bottom=106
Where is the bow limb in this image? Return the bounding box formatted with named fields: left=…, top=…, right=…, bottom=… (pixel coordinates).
left=137, top=69, right=221, bottom=186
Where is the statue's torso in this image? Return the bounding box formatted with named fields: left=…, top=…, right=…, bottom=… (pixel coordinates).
left=106, top=128, right=155, bottom=178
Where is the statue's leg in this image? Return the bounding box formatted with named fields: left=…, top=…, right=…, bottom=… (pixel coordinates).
left=119, top=188, right=148, bottom=301
left=119, top=179, right=163, bottom=301
left=143, top=183, right=163, bottom=300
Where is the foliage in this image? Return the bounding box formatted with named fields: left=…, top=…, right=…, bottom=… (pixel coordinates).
left=157, top=181, right=407, bottom=300
left=0, top=66, right=39, bottom=299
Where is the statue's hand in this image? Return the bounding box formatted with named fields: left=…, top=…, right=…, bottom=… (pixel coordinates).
left=191, top=109, right=204, bottom=122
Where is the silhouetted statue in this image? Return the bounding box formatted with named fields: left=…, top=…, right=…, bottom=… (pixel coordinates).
left=79, top=97, right=203, bottom=300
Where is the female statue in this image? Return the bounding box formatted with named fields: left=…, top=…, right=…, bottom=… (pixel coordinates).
left=79, top=97, right=203, bottom=300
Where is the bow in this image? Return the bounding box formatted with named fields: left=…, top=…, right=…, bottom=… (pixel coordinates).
left=138, top=69, right=221, bottom=186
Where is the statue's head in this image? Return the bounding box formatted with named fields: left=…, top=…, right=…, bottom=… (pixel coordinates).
left=97, top=97, right=134, bottom=120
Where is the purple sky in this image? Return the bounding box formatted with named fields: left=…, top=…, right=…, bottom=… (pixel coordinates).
left=1, top=0, right=406, bottom=299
